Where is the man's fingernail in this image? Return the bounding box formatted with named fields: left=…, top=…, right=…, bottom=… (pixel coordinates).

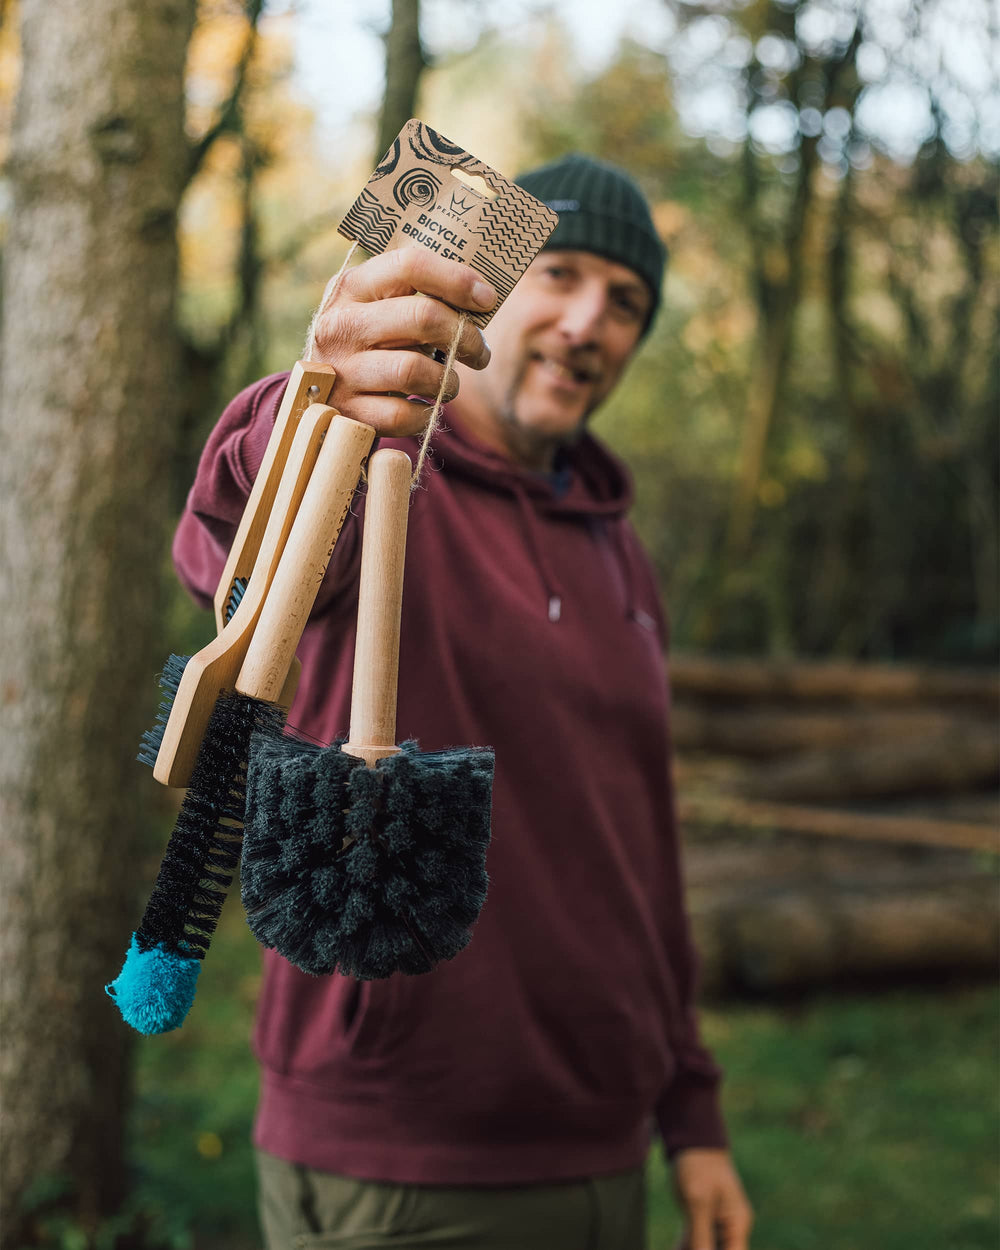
left=479, top=335, right=491, bottom=364
left=472, top=279, right=495, bottom=309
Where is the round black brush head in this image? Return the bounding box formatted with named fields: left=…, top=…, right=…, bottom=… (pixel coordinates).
left=241, top=735, right=494, bottom=980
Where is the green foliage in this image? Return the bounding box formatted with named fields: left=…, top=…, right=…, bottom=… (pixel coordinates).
left=16, top=1170, right=193, bottom=1250
left=129, top=900, right=263, bottom=1249
left=507, top=4, right=1000, bottom=661
left=697, top=988, right=999, bottom=1248
left=125, top=889, right=999, bottom=1249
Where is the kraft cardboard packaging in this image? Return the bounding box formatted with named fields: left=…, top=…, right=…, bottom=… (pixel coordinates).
left=339, top=119, right=559, bottom=329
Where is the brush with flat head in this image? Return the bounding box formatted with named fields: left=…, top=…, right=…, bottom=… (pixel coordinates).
left=106, top=411, right=374, bottom=1032
left=240, top=448, right=494, bottom=981
left=139, top=362, right=336, bottom=785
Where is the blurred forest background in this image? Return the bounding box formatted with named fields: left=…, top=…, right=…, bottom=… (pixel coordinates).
left=0, top=0, right=996, bottom=1247
left=5, top=0, right=996, bottom=661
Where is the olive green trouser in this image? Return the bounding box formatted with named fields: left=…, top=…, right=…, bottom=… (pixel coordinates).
left=256, top=1150, right=647, bottom=1250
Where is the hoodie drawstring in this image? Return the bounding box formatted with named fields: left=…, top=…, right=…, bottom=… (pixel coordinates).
left=612, top=519, right=657, bottom=631
left=511, top=484, right=564, bottom=623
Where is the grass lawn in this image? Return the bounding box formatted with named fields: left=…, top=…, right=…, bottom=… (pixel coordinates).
left=131, top=903, right=998, bottom=1249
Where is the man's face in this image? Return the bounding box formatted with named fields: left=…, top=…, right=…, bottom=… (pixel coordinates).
left=457, top=250, right=652, bottom=469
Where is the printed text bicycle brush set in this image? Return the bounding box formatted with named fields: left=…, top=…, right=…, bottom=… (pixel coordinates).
left=107, top=121, right=558, bottom=1033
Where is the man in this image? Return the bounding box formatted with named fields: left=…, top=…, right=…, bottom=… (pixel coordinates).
left=174, top=154, right=753, bottom=1249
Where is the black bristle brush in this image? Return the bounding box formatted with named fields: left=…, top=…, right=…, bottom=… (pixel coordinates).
left=106, top=411, right=374, bottom=1032
left=240, top=448, right=494, bottom=982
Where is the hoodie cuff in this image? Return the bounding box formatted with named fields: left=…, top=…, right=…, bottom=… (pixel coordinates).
left=655, top=1070, right=729, bottom=1158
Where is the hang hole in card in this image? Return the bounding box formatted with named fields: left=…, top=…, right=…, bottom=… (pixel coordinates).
left=449, top=168, right=498, bottom=201
left=338, top=119, right=558, bottom=330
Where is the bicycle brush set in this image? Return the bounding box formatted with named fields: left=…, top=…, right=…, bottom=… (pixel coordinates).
left=107, top=122, right=557, bottom=1034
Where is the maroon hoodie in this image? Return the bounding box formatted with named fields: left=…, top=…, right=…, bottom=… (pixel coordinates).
left=173, top=372, right=727, bottom=1184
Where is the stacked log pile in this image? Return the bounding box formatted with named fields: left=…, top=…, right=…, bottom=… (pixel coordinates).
left=669, top=655, right=999, bottom=995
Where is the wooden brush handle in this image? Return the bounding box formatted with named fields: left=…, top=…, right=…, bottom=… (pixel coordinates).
left=153, top=405, right=333, bottom=788
left=213, top=361, right=336, bottom=631
left=342, top=449, right=412, bottom=768
left=236, top=414, right=375, bottom=704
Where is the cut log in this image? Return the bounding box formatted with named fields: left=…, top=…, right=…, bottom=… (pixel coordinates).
left=691, top=877, right=999, bottom=994
left=733, top=725, right=998, bottom=803
left=679, top=794, right=998, bottom=853
left=670, top=653, right=1000, bottom=709
left=671, top=703, right=994, bottom=758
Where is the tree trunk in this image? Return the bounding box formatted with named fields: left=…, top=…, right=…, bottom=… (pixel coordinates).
left=376, top=0, right=426, bottom=163
left=723, top=22, right=863, bottom=565
left=0, top=0, right=195, bottom=1240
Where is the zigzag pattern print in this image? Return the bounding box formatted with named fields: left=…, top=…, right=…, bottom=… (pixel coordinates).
left=464, top=252, right=516, bottom=328
left=472, top=253, right=515, bottom=303
left=476, top=186, right=556, bottom=274
left=340, top=190, right=399, bottom=252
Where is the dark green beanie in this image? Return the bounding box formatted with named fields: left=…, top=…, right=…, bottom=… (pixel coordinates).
left=515, top=153, right=666, bottom=330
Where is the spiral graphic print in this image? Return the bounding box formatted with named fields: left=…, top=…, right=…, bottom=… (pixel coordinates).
left=393, top=169, right=442, bottom=211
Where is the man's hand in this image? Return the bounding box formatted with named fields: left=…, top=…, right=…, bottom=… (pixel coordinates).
left=309, top=249, right=495, bottom=437
left=671, top=1148, right=753, bottom=1250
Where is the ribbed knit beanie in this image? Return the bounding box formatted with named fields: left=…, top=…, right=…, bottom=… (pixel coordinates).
left=515, top=153, right=666, bottom=330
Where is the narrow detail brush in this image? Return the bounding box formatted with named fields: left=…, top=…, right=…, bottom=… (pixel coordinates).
left=106, top=412, right=374, bottom=1032
left=240, top=449, right=494, bottom=981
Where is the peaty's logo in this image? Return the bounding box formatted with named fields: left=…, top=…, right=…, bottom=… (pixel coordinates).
left=449, top=192, right=475, bottom=217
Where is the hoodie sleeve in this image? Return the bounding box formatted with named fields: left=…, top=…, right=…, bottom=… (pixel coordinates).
left=652, top=790, right=730, bottom=1158
left=622, top=528, right=730, bottom=1156
left=655, top=679, right=729, bottom=1155
left=172, top=373, right=362, bottom=614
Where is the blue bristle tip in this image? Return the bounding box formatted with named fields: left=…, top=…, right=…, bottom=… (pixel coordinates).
left=105, top=935, right=200, bottom=1034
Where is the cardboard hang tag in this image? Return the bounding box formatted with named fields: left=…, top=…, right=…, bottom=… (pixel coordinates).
left=338, top=119, right=559, bottom=329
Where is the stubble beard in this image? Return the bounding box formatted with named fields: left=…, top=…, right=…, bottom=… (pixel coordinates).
left=497, top=356, right=593, bottom=471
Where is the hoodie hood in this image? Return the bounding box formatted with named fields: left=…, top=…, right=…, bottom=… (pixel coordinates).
left=423, top=406, right=635, bottom=521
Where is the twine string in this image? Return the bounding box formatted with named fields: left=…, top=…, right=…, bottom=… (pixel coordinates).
left=411, top=312, right=467, bottom=491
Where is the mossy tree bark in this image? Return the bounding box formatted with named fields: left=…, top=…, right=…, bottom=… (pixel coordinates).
left=0, top=0, right=195, bottom=1239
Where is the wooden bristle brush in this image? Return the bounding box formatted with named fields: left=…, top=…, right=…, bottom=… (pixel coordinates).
left=107, top=412, right=374, bottom=1033
left=139, top=362, right=335, bottom=786
left=241, top=449, right=494, bottom=982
